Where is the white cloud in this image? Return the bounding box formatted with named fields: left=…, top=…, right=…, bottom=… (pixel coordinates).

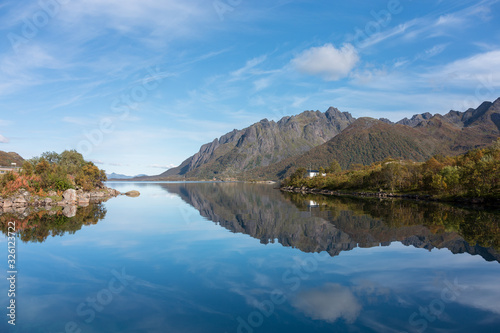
left=435, top=14, right=465, bottom=27
left=0, top=134, right=8, bottom=143
left=149, top=163, right=176, bottom=169
left=440, top=50, right=500, bottom=79
left=422, top=50, right=500, bottom=91
left=292, top=283, right=362, bottom=323
left=291, top=43, right=359, bottom=81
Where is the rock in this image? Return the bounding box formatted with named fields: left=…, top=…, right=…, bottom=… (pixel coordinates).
left=62, top=205, right=77, bottom=218
left=107, top=188, right=121, bottom=196
left=77, top=192, right=90, bottom=200
left=3, top=199, right=12, bottom=208
left=90, top=191, right=106, bottom=198
left=62, top=189, right=77, bottom=203
left=13, top=196, right=27, bottom=207
left=48, top=191, right=57, bottom=197
left=125, top=190, right=140, bottom=197
left=44, top=198, right=53, bottom=205
left=77, top=192, right=90, bottom=206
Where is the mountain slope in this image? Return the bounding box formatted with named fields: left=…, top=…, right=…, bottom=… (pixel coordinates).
left=0, top=151, right=24, bottom=166
left=249, top=118, right=436, bottom=179
left=250, top=98, right=500, bottom=179
left=158, top=107, right=354, bottom=179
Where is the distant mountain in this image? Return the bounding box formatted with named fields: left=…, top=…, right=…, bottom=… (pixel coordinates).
left=0, top=151, right=24, bottom=167
left=107, top=173, right=148, bottom=179
left=250, top=98, right=500, bottom=179
left=158, top=107, right=354, bottom=179
left=149, top=98, right=500, bottom=181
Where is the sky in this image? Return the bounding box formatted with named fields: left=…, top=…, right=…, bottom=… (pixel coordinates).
left=0, top=0, right=500, bottom=176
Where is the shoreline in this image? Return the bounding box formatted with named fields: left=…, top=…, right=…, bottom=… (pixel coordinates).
left=279, top=186, right=500, bottom=206
left=0, top=186, right=121, bottom=217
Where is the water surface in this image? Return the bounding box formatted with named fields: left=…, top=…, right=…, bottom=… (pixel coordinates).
left=1, top=182, right=500, bottom=333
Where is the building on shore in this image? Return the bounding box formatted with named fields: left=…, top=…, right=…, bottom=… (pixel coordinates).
left=0, top=163, right=21, bottom=175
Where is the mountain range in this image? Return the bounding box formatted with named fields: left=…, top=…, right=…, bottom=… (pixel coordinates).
left=144, top=98, right=500, bottom=180
left=106, top=172, right=148, bottom=179
left=157, top=107, right=354, bottom=180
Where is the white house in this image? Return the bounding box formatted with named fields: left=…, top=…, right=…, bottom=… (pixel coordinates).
left=0, top=164, right=21, bottom=175
left=306, top=169, right=326, bottom=178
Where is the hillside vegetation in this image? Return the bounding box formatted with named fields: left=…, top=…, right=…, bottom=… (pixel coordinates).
left=282, top=138, right=500, bottom=200
left=0, top=150, right=106, bottom=197
left=0, top=151, right=24, bottom=166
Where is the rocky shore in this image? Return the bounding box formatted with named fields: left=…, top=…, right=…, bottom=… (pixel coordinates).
left=0, top=187, right=122, bottom=217
left=279, top=186, right=500, bottom=205
left=279, top=186, right=433, bottom=200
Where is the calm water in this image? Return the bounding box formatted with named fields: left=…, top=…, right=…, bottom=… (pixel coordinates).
left=1, top=182, right=500, bottom=333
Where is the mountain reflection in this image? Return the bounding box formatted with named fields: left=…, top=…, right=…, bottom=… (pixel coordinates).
left=0, top=204, right=107, bottom=243
left=161, top=182, right=500, bottom=263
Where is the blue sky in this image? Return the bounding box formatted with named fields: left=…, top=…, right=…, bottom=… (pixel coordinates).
left=0, top=0, right=499, bottom=175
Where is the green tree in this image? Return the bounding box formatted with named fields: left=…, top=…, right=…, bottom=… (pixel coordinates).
left=327, top=160, right=341, bottom=174
left=60, top=150, right=85, bottom=175
left=41, top=151, right=61, bottom=164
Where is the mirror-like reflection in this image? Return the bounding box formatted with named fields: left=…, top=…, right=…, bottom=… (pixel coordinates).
left=161, top=182, right=500, bottom=263
left=2, top=181, right=499, bottom=333
left=0, top=203, right=107, bottom=243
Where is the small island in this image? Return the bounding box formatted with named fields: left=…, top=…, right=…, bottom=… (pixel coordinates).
left=0, top=150, right=121, bottom=217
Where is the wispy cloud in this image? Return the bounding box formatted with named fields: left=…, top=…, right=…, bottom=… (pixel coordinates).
left=149, top=163, right=176, bottom=169
left=423, top=49, right=500, bottom=87
left=62, top=116, right=93, bottom=125
left=0, top=134, right=9, bottom=143
left=357, top=20, right=419, bottom=49
left=357, top=0, right=498, bottom=49
left=0, top=119, right=12, bottom=126
left=230, top=55, right=267, bottom=78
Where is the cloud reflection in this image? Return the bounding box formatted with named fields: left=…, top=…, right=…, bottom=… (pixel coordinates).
left=292, top=283, right=361, bottom=323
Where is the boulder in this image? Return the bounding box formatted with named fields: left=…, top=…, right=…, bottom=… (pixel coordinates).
left=3, top=199, right=12, bottom=208
left=44, top=198, right=53, bottom=205
left=62, top=205, right=77, bottom=218
left=62, top=189, right=77, bottom=203
left=125, top=190, right=140, bottom=197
